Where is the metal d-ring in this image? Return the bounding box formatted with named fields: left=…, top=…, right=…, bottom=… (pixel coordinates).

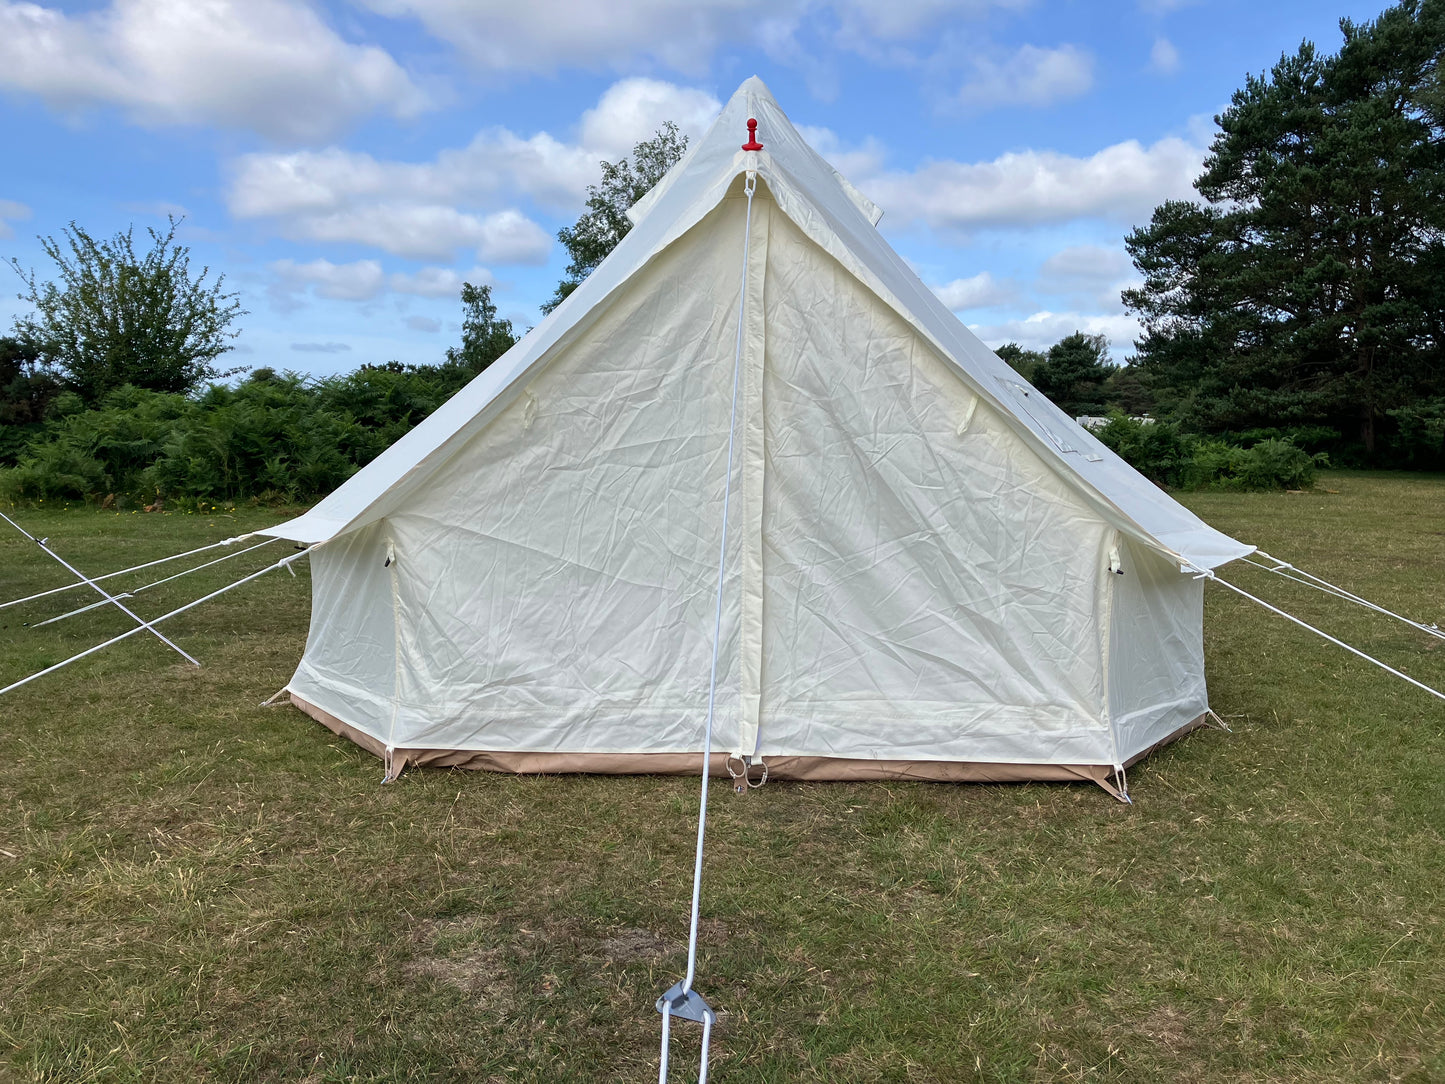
left=748, top=757, right=769, bottom=788
left=724, top=754, right=769, bottom=791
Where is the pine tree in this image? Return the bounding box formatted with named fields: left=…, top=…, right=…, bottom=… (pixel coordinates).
left=1124, top=0, right=1445, bottom=456
left=1031, top=333, right=1113, bottom=417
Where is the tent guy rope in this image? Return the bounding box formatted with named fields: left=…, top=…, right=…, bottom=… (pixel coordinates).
left=28, top=537, right=281, bottom=628
left=0, top=533, right=250, bottom=612
left=0, top=509, right=200, bottom=668
left=1191, top=565, right=1445, bottom=704
left=0, top=546, right=313, bottom=699
left=1240, top=553, right=1445, bottom=642
left=656, top=127, right=762, bottom=1084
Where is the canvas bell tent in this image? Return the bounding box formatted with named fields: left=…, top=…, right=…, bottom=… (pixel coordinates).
left=254, top=78, right=1255, bottom=794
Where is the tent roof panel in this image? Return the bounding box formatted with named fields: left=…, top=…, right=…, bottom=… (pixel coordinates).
left=261, top=77, right=1250, bottom=571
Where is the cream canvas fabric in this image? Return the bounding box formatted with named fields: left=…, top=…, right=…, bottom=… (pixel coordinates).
left=260, top=77, right=1252, bottom=776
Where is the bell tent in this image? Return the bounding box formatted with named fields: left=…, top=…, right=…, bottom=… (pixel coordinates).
left=257, top=77, right=1254, bottom=796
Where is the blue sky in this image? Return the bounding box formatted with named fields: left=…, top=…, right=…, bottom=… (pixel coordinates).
left=0, top=0, right=1402, bottom=376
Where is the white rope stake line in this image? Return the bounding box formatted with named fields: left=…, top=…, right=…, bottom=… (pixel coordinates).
left=27, top=594, right=134, bottom=627
left=0, top=534, right=251, bottom=612
left=1242, top=554, right=1445, bottom=642
left=28, top=537, right=281, bottom=627
left=658, top=169, right=756, bottom=1084
left=0, top=547, right=312, bottom=698
left=1195, top=567, right=1445, bottom=703
left=0, top=509, right=200, bottom=668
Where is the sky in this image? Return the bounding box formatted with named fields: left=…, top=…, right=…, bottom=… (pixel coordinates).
left=0, top=0, right=1405, bottom=377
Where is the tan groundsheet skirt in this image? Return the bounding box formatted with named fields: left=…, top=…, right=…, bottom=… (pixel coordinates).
left=291, top=693, right=1204, bottom=798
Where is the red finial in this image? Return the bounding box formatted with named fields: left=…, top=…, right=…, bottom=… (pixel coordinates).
left=742, top=117, right=763, bottom=151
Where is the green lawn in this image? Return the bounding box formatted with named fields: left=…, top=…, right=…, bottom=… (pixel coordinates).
left=1, top=474, right=1442, bottom=1082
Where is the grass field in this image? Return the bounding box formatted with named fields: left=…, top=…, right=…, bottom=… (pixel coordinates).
left=1, top=472, right=1442, bottom=1083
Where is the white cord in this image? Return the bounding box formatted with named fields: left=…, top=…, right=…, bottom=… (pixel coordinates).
left=1243, top=553, right=1445, bottom=642
left=0, top=509, right=200, bottom=667
left=0, top=534, right=249, bottom=611
left=0, top=547, right=312, bottom=698
left=659, top=170, right=757, bottom=1083
left=1196, top=567, right=1445, bottom=703
left=132, top=536, right=281, bottom=595
left=30, top=537, right=281, bottom=627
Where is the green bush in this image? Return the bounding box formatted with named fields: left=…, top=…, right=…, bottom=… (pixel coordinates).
left=0, top=372, right=1327, bottom=506
left=0, top=361, right=478, bottom=506
left=1094, top=413, right=1319, bottom=491
left=1, top=440, right=108, bottom=500
left=1230, top=425, right=1340, bottom=455
left=1233, top=438, right=1319, bottom=490
left=1385, top=399, right=1445, bottom=470
left=1092, top=414, right=1191, bottom=486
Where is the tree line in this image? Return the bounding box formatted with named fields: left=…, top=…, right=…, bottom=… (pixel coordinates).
left=0, top=133, right=684, bottom=505
left=1123, top=0, right=1445, bottom=469
left=5, top=0, right=1443, bottom=506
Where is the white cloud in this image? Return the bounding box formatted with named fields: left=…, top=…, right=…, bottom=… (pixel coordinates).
left=390, top=266, right=496, bottom=298
left=1039, top=244, right=1134, bottom=286
left=356, top=0, right=769, bottom=73
left=578, top=78, right=721, bottom=160
left=272, top=258, right=386, bottom=302
left=291, top=341, right=353, bottom=353
left=865, top=135, right=1205, bottom=230
left=955, top=44, right=1095, bottom=112
left=0, top=0, right=425, bottom=141
left=286, top=204, right=550, bottom=263
left=1150, top=37, right=1180, bottom=75
left=269, top=258, right=498, bottom=308
left=359, top=0, right=1023, bottom=74
left=1036, top=244, right=1142, bottom=309
left=932, top=272, right=1015, bottom=311
left=0, top=198, right=31, bottom=239
left=227, top=78, right=722, bottom=262
left=969, top=310, right=1141, bottom=356
left=838, top=0, right=1028, bottom=39
left=797, top=125, right=888, bottom=180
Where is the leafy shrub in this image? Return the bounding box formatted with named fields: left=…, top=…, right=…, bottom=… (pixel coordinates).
left=1230, top=425, right=1340, bottom=455
left=1385, top=399, right=1445, bottom=470
left=1095, top=413, right=1318, bottom=491
left=1093, top=414, right=1191, bottom=486
left=0, top=361, right=478, bottom=506
left=0, top=441, right=108, bottom=500
left=1234, top=439, right=1318, bottom=489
